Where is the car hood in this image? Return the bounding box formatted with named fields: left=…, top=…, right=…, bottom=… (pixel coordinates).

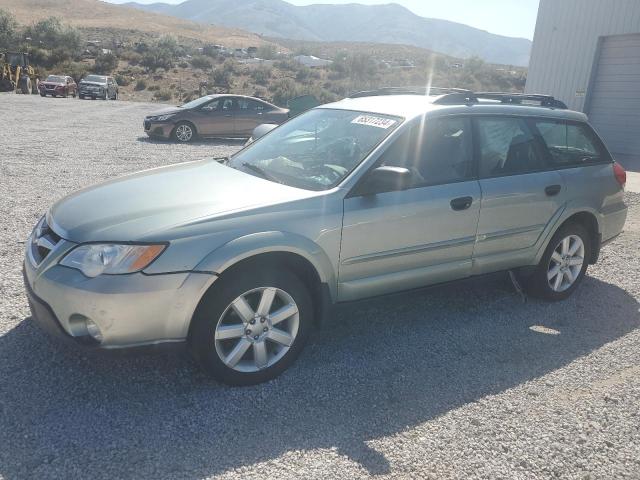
left=147, top=106, right=183, bottom=117
left=79, top=81, right=106, bottom=87
left=49, top=160, right=315, bottom=242
left=41, top=82, right=64, bottom=86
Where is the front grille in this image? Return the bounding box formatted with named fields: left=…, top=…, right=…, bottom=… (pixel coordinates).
left=30, top=217, right=62, bottom=266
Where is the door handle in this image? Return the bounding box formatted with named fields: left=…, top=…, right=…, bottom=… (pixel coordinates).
left=450, top=196, right=473, bottom=211
left=545, top=184, right=562, bottom=196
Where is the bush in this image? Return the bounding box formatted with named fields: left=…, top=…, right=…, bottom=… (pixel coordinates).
left=211, top=66, right=232, bottom=88
left=115, top=74, right=130, bottom=86
left=23, top=17, right=82, bottom=67
left=119, top=50, right=142, bottom=66
left=51, top=60, right=88, bottom=83
left=147, top=84, right=159, bottom=91
left=134, top=79, right=147, bottom=90
left=153, top=89, right=172, bottom=101
left=250, top=66, right=271, bottom=85
left=190, top=55, right=212, bottom=70
left=269, top=78, right=302, bottom=106
left=94, top=52, right=118, bottom=74
left=256, top=44, right=277, bottom=60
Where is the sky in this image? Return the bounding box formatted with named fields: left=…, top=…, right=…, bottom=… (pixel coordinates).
left=106, top=0, right=541, bottom=40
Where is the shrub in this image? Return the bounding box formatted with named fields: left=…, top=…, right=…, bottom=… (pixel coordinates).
left=250, top=66, right=271, bottom=85
left=23, top=17, right=82, bottom=67
left=115, top=74, right=130, bottom=86
left=211, top=66, right=232, bottom=88
left=190, top=55, right=212, bottom=70
left=51, top=60, right=88, bottom=83
left=0, top=9, right=18, bottom=50
left=134, top=79, right=147, bottom=90
left=94, top=52, right=118, bottom=74
left=153, top=89, right=172, bottom=101
left=120, top=50, right=142, bottom=66
left=256, top=44, right=277, bottom=60
left=269, top=78, right=302, bottom=106
left=147, top=84, right=159, bottom=91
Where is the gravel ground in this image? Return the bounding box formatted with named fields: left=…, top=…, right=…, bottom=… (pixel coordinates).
left=1, top=94, right=639, bottom=480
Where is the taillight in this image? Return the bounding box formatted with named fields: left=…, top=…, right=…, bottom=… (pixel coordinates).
left=613, top=162, right=626, bottom=188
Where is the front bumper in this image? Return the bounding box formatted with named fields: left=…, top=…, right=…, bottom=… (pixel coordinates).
left=144, top=119, right=174, bottom=138
left=79, top=88, right=105, bottom=97
left=24, top=249, right=217, bottom=349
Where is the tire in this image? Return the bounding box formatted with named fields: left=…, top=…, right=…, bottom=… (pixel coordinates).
left=40, top=92, right=45, bottom=97
left=72, top=90, right=76, bottom=98
left=523, top=223, right=591, bottom=301
left=189, top=267, right=313, bottom=385
left=79, top=94, right=84, bottom=99
left=18, top=76, right=31, bottom=94
left=172, top=122, right=196, bottom=143
left=112, top=91, right=118, bottom=100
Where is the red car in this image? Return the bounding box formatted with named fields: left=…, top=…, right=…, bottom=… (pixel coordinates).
left=38, top=75, right=77, bottom=98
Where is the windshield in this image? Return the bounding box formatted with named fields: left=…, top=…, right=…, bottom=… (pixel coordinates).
left=84, top=75, right=106, bottom=83
left=181, top=96, right=215, bottom=109
left=229, top=108, right=402, bottom=190
left=46, top=75, right=65, bottom=83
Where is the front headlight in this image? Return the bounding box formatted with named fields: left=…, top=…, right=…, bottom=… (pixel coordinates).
left=60, top=243, right=167, bottom=278
left=151, top=114, right=176, bottom=121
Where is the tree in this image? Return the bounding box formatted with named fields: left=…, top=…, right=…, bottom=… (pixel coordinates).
left=0, top=9, right=17, bottom=50
left=23, top=17, right=81, bottom=67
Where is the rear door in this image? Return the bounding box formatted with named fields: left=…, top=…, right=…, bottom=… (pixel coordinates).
left=235, top=98, right=268, bottom=136
left=472, top=116, right=567, bottom=274
left=339, top=116, right=482, bottom=301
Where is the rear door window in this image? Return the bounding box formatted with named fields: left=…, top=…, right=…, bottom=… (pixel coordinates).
left=531, top=120, right=609, bottom=167
left=475, top=117, right=547, bottom=177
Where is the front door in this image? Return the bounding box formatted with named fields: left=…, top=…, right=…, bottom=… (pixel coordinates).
left=339, top=116, right=482, bottom=301
left=471, top=116, right=567, bottom=274
left=197, top=97, right=236, bottom=136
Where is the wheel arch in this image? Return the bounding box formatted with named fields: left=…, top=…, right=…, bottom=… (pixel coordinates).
left=192, top=232, right=337, bottom=326
left=551, top=210, right=601, bottom=264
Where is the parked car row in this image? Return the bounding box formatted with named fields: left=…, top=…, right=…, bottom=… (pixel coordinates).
left=38, top=74, right=118, bottom=100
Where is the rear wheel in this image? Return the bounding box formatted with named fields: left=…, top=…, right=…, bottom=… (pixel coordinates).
left=172, top=122, right=196, bottom=143
left=18, top=76, right=31, bottom=94
left=189, top=267, right=313, bottom=385
left=524, top=223, right=591, bottom=301
left=40, top=92, right=45, bottom=97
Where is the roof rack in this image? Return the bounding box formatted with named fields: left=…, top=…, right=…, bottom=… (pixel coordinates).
left=348, top=86, right=568, bottom=110
left=349, top=86, right=472, bottom=98
left=471, top=92, right=568, bottom=109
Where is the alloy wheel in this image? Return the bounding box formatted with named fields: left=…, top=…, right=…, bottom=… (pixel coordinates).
left=175, top=124, right=193, bottom=142
left=214, top=287, right=300, bottom=373
left=547, top=234, right=585, bottom=292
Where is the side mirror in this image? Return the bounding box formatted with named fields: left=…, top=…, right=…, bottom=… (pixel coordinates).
left=353, top=166, right=413, bottom=196
left=248, top=123, right=278, bottom=143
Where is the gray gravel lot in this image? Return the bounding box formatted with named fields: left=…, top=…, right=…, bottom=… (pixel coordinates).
left=1, top=94, right=639, bottom=480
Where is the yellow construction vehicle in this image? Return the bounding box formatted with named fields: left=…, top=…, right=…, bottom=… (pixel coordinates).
left=0, top=52, right=39, bottom=94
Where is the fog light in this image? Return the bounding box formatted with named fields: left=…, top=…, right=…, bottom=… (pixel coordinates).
left=85, top=319, right=104, bottom=343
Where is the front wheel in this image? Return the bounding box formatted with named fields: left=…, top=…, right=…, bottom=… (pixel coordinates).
left=172, top=122, right=195, bottom=143
left=524, top=223, right=591, bottom=301
left=189, top=267, right=313, bottom=385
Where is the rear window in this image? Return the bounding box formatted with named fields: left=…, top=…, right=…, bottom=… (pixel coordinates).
left=531, top=120, right=610, bottom=167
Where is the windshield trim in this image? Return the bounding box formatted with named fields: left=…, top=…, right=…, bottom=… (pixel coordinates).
left=230, top=108, right=404, bottom=191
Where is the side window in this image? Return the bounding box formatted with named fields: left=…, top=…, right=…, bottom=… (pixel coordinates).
left=201, top=99, right=220, bottom=112
left=221, top=98, right=235, bottom=111
left=379, top=116, right=473, bottom=187
left=475, top=117, right=547, bottom=177
left=532, top=120, right=607, bottom=167
left=238, top=99, right=265, bottom=111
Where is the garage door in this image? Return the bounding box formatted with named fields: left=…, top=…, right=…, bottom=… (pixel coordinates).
left=588, top=34, right=640, bottom=157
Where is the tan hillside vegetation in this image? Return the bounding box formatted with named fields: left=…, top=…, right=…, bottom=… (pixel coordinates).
left=0, top=0, right=273, bottom=48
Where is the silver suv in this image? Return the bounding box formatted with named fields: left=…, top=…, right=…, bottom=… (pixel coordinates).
left=24, top=89, right=628, bottom=385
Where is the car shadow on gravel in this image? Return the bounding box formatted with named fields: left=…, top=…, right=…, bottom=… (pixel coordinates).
left=137, top=136, right=247, bottom=147
left=0, top=274, right=638, bottom=479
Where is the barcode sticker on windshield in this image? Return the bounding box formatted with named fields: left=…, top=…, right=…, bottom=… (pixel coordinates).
left=351, top=115, right=397, bottom=129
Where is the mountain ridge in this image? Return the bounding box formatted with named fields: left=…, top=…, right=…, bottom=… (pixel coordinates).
left=124, top=0, right=532, bottom=66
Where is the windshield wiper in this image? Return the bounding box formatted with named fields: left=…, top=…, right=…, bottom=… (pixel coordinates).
left=241, top=162, right=283, bottom=184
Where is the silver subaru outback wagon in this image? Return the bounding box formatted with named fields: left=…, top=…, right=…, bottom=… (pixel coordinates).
left=24, top=89, right=628, bottom=385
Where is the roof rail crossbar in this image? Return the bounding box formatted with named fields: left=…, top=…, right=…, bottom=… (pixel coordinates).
left=349, top=86, right=472, bottom=98
left=474, top=92, right=568, bottom=109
